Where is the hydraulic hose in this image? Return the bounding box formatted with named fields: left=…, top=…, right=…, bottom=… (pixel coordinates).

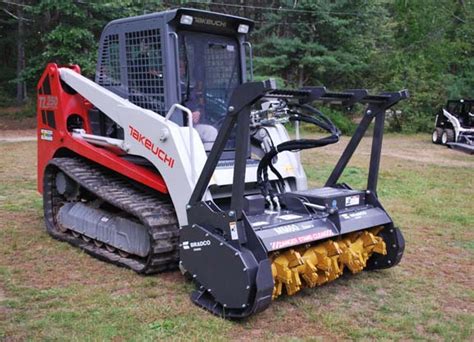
left=257, top=104, right=340, bottom=199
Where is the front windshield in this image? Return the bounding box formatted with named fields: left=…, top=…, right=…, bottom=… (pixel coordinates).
left=179, top=31, right=241, bottom=150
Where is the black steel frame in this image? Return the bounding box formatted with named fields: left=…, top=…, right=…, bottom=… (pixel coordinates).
left=189, top=81, right=409, bottom=221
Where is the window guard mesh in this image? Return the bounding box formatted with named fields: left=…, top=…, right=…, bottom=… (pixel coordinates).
left=125, top=29, right=165, bottom=114
left=97, top=34, right=121, bottom=87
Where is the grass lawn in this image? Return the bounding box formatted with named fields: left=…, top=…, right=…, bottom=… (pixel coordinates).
left=0, top=135, right=473, bottom=340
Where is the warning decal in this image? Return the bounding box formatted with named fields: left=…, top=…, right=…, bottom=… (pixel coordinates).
left=40, top=129, right=53, bottom=141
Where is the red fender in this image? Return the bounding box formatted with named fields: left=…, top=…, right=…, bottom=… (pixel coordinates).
left=37, top=63, right=168, bottom=194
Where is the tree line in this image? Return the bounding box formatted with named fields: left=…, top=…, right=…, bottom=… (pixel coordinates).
left=0, top=0, right=472, bottom=132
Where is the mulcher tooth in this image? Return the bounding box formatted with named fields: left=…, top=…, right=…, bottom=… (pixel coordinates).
left=297, top=259, right=318, bottom=288
left=272, top=281, right=283, bottom=299
left=286, top=270, right=302, bottom=295
left=315, top=252, right=331, bottom=271
left=272, top=250, right=305, bottom=298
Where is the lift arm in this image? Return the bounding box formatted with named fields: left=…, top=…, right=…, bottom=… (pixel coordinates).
left=59, top=68, right=208, bottom=226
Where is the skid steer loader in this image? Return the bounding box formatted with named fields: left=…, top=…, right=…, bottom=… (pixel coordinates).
left=37, top=8, right=407, bottom=318
left=432, top=99, right=474, bottom=154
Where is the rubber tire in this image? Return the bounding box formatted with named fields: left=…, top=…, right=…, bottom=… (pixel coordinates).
left=441, top=129, right=455, bottom=145
left=432, top=128, right=443, bottom=144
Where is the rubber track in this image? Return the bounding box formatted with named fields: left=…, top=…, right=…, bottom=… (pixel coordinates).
left=43, top=157, right=179, bottom=274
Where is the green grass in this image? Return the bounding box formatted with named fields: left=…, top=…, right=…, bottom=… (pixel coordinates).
left=0, top=99, right=36, bottom=119
left=0, top=137, right=473, bottom=340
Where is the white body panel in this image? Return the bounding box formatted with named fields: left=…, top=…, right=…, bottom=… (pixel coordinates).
left=60, top=68, right=209, bottom=226
left=59, top=68, right=308, bottom=226
left=212, top=124, right=307, bottom=189
left=443, top=109, right=474, bottom=141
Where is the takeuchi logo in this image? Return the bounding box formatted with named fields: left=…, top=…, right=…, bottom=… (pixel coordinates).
left=128, top=125, right=175, bottom=168
left=194, top=17, right=227, bottom=27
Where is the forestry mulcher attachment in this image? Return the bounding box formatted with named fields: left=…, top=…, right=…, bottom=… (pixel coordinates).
left=37, top=8, right=407, bottom=318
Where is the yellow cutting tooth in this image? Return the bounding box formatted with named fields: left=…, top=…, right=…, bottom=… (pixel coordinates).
left=339, top=232, right=370, bottom=273
left=273, top=256, right=293, bottom=283
left=296, top=259, right=318, bottom=288
left=271, top=250, right=304, bottom=298
left=373, top=241, right=386, bottom=255
left=322, top=240, right=343, bottom=256
left=273, top=281, right=283, bottom=299
left=340, top=247, right=365, bottom=273
left=372, top=236, right=387, bottom=255
left=328, top=256, right=343, bottom=281
left=315, top=252, right=331, bottom=271
left=286, top=269, right=302, bottom=295
left=286, top=249, right=304, bottom=268
left=361, top=231, right=378, bottom=247
left=270, top=227, right=387, bottom=299
left=315, top=269, right=329, bottom=286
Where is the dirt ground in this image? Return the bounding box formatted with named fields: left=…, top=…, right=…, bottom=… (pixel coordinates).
left=0, top=129, right=36, bottom=142
left=0, top=135, right=473, bottom=341
left=0, top=117, right=36, bottom=131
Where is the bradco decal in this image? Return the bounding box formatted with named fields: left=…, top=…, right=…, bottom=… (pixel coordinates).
left=182, top=240, right=211, bottom=252
left=38, top=95, right=58, bottom=110
left=128, top=125, right=175, bottom=168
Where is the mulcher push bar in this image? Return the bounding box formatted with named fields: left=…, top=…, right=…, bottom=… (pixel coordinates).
left=189, top=80, right=409, bottom=221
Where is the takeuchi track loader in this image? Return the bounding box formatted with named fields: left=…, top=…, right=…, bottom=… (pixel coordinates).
left=37, top=8, right=407, bottom=318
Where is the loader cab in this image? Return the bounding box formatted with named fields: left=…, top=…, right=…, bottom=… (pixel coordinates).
left=94, top=8, right=253, bottom=154
left=441, top=100, right=474, bottom=128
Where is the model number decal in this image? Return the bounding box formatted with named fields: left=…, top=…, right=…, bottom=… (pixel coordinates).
left=274, top=224, right=300, bottom=235
left=129, top=125, right=175, bottom=168
left=38, top=95, right=58, bottom=110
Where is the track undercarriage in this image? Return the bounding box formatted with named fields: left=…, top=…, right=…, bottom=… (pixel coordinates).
left=43, top=157, right=180, bottom=274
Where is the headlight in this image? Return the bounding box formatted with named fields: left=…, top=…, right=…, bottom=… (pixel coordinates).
left=180, top=15, right=193, bottom=25
left=238, top=24, right=249, bottom=34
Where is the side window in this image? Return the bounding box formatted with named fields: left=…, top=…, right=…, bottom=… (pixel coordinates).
left=125, top=29, right=165, bottom=115
left=454, top=102, right=462, bottom=116
left=97, top=34, right=121, bottom=86
left=446, top=102, right=455, bottom=114
left=461, top=102, right=473, bottom=116
left=179, top=36, right=196, bottom=102
left=459, top=102, right=474, bottom=125
left=203, top=40, right=240, bottom=122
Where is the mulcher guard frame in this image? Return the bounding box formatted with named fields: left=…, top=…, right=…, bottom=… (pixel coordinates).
left=181, top=80, right=409, bottom=318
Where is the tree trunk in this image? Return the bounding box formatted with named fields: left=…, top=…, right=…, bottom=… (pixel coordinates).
left=298, top=67, right=305, bottom=88
left=16, top=4, right=27, bottom=105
